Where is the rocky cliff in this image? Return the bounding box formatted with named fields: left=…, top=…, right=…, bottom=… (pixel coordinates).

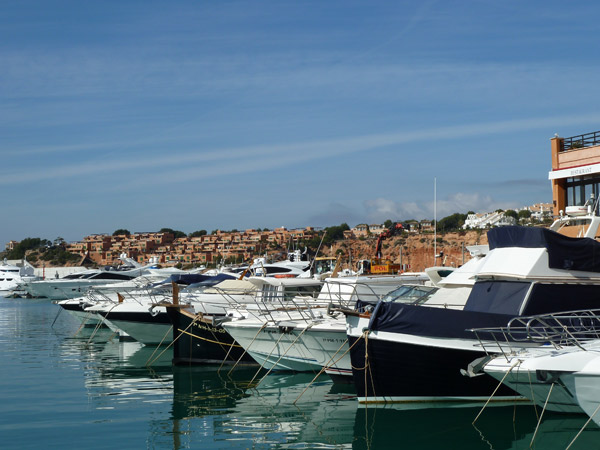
left=325, top=230, right=489, bottom=272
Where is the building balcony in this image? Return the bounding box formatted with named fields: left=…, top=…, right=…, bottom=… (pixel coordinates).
left=553, top=131, right=600, bottom=171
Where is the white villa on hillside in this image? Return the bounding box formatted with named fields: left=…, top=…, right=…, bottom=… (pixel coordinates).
left=520, top=203, right=553, bottom=221
left=462, top=211, right=516, bottom=229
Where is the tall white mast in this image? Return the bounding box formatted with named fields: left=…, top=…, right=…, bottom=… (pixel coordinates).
left=434, top=177, right=437, bottom=265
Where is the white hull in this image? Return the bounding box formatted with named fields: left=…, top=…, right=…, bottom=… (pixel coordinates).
left=66, top=308, right=104, bottom=325
left=484, top=363, right=582, bottom=413
left=562, top=355, right=600, bottom=425
left=26, top=279, right=115, bottom=299
left=107, top=317, right=172, bottom=345
left=223, top=320, right=322, bottom=371
left=223, top=316, right=350, bottom=373
left=483, top=342, right=600, bottom=414
left=570, top=373, right=600, bottom=425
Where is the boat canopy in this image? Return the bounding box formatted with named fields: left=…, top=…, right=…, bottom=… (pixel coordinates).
left=488, top=226, right=600, bottom=273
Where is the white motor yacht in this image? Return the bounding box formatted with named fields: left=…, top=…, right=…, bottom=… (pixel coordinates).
left=84, top=275, right=258, bottom=345
left=167, top=276, right=325, bottom=364
left=0, top=259, right=39, bottom=296
left=222, top=272, right=431, bottom=374
left=471, top=308, right=600, bottom=414
left=24, top=256, right=167, bottom=300
left=55, top=267, right=187, bottom=325
left=84, top=254, right=331, bottom=347
left=345, top=203, right=600, bottom=404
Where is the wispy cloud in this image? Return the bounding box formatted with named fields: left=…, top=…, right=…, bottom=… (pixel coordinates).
left=364, top=192, right=520, bottom=222
left=2, top=113, right=599, bottom=187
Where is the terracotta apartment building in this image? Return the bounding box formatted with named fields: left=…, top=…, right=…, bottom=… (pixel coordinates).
left=66, top=227, right=318, bottom=266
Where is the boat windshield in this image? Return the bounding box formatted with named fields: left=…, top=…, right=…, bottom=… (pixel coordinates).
left=282, top=284, right=321, bottom=302
left=63, top=273, right=89, bottom=279
left=381, top=285, right=438, bottom=305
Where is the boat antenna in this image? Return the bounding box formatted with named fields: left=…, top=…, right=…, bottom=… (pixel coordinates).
left=310, top=231, right=327, bottom=271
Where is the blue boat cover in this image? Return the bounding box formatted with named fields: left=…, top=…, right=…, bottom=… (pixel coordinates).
left=488, top=226, right=600, bottom=272
left=367, top=302, right=514, bottom=338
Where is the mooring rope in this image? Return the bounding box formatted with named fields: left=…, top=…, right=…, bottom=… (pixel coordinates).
left=530, top=383, right=555, bottom=447
left=217, top=336, right=236, bottom=373
left=146, top=310, right=201, bottom=367
left=473, top=359, right=520, bottom=424
left=254, top=324, right=314, bottom=388
left=51, top=306, right=63, bottom=328
left=88, top=303, right=119, bottom=344
left=293, top=336, right=360, bottom=405
left=227, top=322, right=268, bottom=376
left=144, top=324, right=173, bottom=365
left=566, top=400, right=600, bottom=450
left=527, top=365, right=540, bottom=422
left=249, top=326, right=289, bottom=384
left=72, top=314, right=91, bottom=337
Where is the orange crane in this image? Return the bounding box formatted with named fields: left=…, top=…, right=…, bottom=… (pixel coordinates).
left=370, top=222, right=404, bottom=274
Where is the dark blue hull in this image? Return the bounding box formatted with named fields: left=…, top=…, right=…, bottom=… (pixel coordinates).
left=166, top=307, right=258, bottom=366
left=349, top=334, right=517, bottom=401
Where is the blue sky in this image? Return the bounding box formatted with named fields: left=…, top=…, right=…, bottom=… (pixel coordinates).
left=2, top=0, right=599, bottom=245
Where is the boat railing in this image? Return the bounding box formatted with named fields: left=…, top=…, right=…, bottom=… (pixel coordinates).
left=201, top=278, right=410, bottom=324
left=81, top=278, right=174, bottom=306
left=257, top=281, right=400, bottom=323
left=224, top=288, right=329, bottom=323
left=470, top=308, right=600, bottom=358
left=183, top=286, right=257, bottom=315
left=317, top=279, right=409, bottom=309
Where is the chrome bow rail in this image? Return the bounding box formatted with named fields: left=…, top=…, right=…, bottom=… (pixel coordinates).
left=469, top=308, right=600, bottom=357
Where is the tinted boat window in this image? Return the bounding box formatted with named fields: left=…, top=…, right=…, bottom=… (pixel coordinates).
left=64, top=273, right=85, bottom=279
left=382, top=285, right=438, bottom=305
left=523, top=283, right=600, bottom=315
left=464, top=281, right=530, bottom=315
left=283, top=284, right=321, bottom=301
left=91, top=272, right=135, bottom=280
left=264, top=267, right=292, bottom=274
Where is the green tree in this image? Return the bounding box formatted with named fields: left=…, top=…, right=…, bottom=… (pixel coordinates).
left=40, top=246, right=80, bottom=265
left=5, top=238, right=50, bottom=259
left=504, top=210, right=518, bottom=220
left=322, top=223, right=350, bottom=246
left=518, top=210, right=532, bottom=220
left=112, top=229, right=131, bottom=236
left=159, top=228, right=187, bottom=239
left=189, top=230, right=207, bottom=237
left=436, top=213, right=467, bottom=232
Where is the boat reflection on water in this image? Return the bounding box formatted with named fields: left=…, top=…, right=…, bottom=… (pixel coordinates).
left=171, top=368, right=357, bottom=448
left=55, top=318, right=600, bottom=449
left=61, top=326, right=174, bottom=370
left=353, top=404, right=600, bottom=450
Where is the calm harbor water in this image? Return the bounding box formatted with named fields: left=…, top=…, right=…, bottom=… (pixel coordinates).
left=1, top=297, right=600, bottom=449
